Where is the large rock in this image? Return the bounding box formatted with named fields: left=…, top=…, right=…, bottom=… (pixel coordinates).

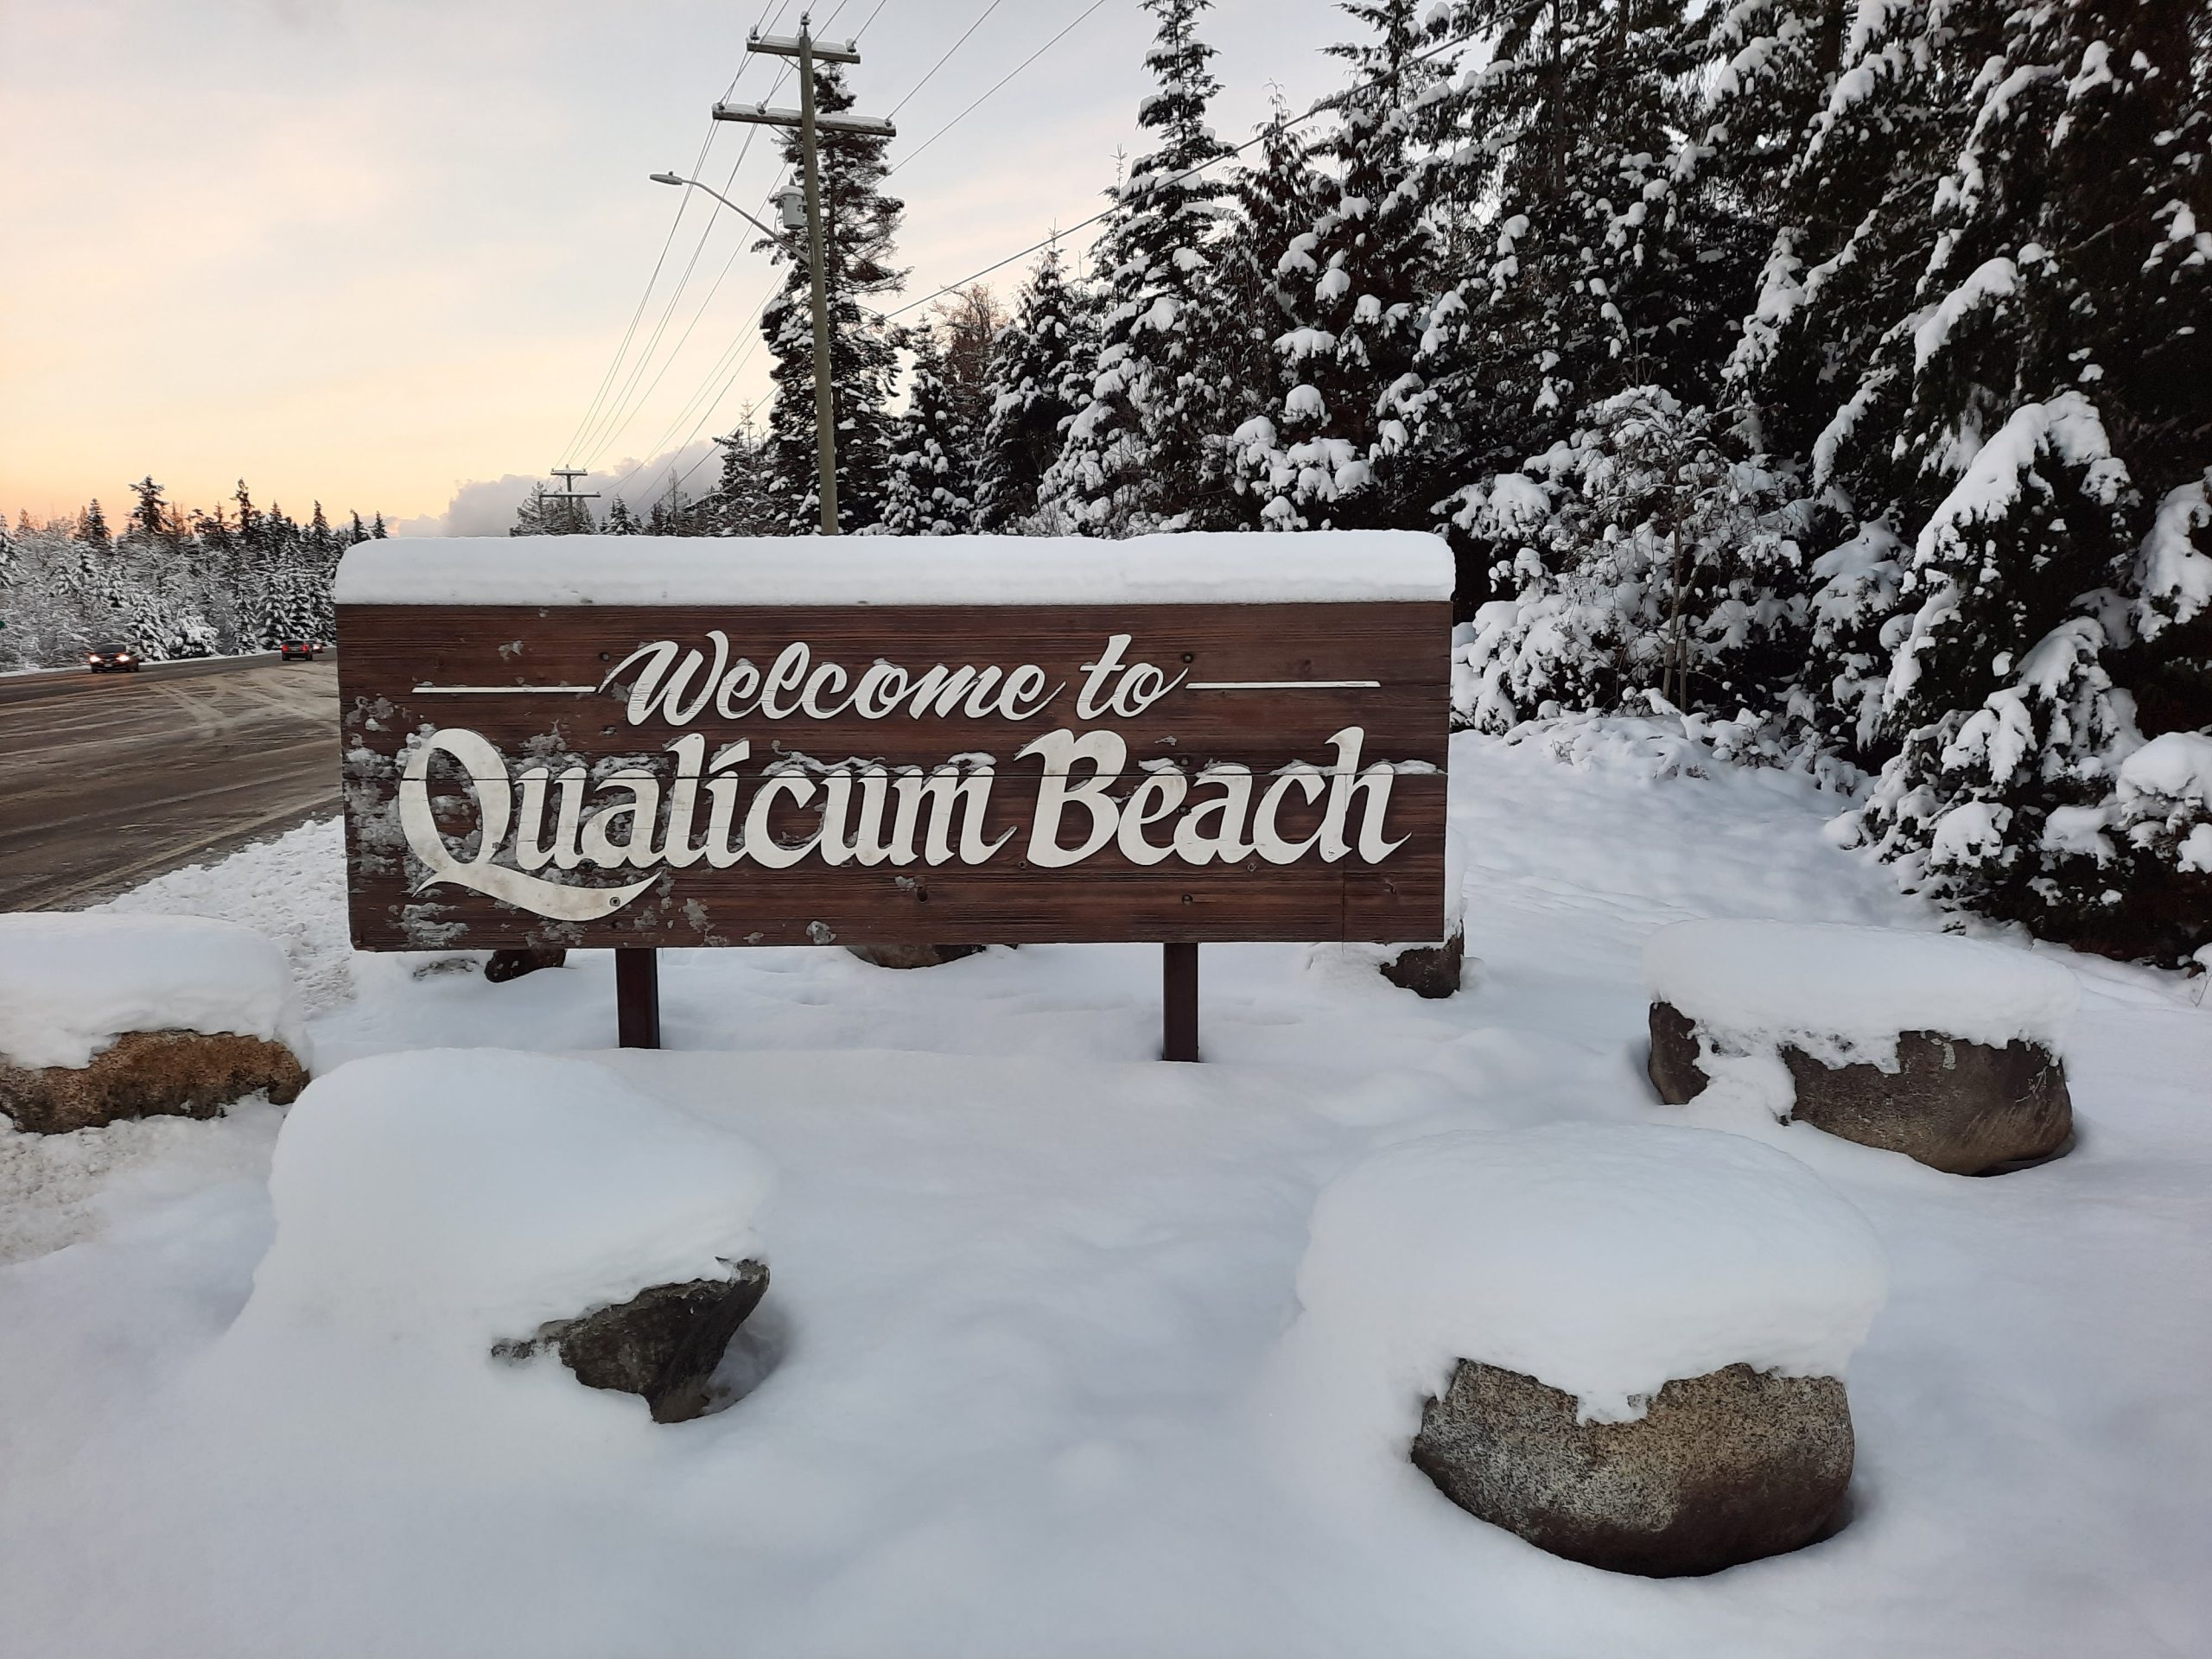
left=0, top=1029, right=308, bottom=1135
left=484, top=947, right=568, bottom=983
left=1379, top=925, right=1466, bottom=999
left=1648, top=1001, right=2072, bottom=1174
left=1412, top=1358, right=1853, bottom=1577
left=495, top=1259, right=770, bottom=1424
left=844, top=943, right=985, bottom=970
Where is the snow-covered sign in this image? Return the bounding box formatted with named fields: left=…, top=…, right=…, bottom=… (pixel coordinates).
left=334, top=532, right=1452, bottom=950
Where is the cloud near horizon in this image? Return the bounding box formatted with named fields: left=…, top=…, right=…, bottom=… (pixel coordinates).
left=395, top=441, right=721, bottom=537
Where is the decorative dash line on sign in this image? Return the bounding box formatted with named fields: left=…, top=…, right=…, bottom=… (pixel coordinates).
left=1185, top=679, right=1381, bottom=690
left=411, top=684, right=600, bottom=695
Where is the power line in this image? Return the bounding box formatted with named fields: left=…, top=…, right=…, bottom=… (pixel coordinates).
left=887, top=0, right=1006, bottom=118
left=582, top=0, right=887, bottom=473
left=556, top=1, right=796, bottom=465
left=886, top=0, right=1110, bottom=179
left=605, top=0, right=902, bottom=494
left=577, top=148, right=793, bottom=467
left=569, top=0, right=830, bottom=467
left=884, top=26, right=1480, bottom=321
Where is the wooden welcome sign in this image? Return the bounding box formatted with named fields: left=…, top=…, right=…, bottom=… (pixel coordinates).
left=334, top=534, right=1452, bottom=960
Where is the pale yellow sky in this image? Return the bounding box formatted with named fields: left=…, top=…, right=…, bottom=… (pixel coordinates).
left=2, top=0, right=1343, bottom=534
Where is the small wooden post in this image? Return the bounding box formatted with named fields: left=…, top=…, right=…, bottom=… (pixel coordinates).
left=616, top=947, right=661, bottom=1049
left=1162, top=942, right=1199, bottom=1062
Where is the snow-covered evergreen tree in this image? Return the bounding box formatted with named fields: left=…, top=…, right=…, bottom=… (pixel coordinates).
left=1455, top=387, right=1811, bottom=730
left=1230, top=2, right=1455, bottom=533
left=874, top=327, right=977, bottom=536
left=759, top=64, right=906, bottom=533
left=604, top=496, right=642, bottom=535
left=975, top=245, right=1092, bottom=531
left=1846, top=0, right=2211, bottom=957
left=706, top=425, right=784, bottom=537
left=1429, top=0, right=1742, bottom=469
left=509, top=482, right=554, bottom=537
left=1199, top=108, right=1329, bottom=524
left=1036, top=0, right=1235, bottom=534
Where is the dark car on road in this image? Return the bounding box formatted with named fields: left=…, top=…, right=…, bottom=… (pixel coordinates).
left=277, top=639, right=327, bottom=661
left=86, top=645, right=139, bottom=673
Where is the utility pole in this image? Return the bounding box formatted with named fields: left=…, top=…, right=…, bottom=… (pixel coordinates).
left=548, top=467, right=600, bottom=535
left=714, top=18, right=894, bottom=536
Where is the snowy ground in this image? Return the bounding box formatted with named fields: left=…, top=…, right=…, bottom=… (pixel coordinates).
left=2, top=726, right=2207, bottom=1657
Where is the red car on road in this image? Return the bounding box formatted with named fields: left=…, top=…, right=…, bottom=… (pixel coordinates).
left=277, top=639, right=327, bottom=661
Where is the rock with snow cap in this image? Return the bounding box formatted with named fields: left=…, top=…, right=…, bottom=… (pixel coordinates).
left=1282, top=1122, right=1885, bottom=1576
left=1643, top=919, right=2077, bottom=1173
left=0, top=912, right=309, bottom=1133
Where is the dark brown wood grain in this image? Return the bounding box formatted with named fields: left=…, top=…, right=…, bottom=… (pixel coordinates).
left=339, top=600, right=1450, bottom=950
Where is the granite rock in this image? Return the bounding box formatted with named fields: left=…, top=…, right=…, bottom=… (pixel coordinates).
left=495, top=1259, right=770, bottom=1424
left=1649, top=1001, right=2072, bottom=1174
left=0, top=1029, right=308, bottom=1135
left=1413, top=1358, right=1853, bottom=1577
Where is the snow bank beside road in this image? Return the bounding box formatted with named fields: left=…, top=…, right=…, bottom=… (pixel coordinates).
left=0, top=913, right=307, bottom=1071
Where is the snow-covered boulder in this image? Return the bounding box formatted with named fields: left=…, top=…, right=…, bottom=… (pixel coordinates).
left=1284, top=1122, right=1886, bottom=1576
left=1644, top=920, right=2078, bottom=1173
left=240, top=1050, right=773, bottom=1422
left=0, top=912, right=308, bottom=1134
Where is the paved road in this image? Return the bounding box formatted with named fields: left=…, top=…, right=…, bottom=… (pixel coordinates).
left=0, top=658, right=340, bottom=910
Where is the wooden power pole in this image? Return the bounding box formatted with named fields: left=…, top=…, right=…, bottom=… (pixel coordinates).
left=547, top=467, right=600, bottom=535
left=714, top=18, right=894, bottom=536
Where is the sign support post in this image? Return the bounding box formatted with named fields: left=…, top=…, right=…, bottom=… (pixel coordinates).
left=616, top=947, right=660, bottom=1049
left=1162, top=943, right=1199, bottom=1063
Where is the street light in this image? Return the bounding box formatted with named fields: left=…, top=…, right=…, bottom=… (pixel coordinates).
left=648, top=172, right=795, bottom=248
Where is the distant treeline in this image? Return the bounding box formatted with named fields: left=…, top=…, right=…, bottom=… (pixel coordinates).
left=0, top=479, right=386, bottom=669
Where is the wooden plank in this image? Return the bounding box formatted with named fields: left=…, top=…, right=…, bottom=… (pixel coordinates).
left=338, top=601, right=1450, bottom=770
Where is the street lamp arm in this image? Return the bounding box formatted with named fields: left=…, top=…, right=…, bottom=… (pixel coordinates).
left=648, top=173, right=794, bottom=250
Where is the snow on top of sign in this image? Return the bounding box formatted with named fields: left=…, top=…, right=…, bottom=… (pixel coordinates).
left=242, top=1050, right=772, bottom=1346
left=1275, top=1122, right=1887, bottom=1431
left=1643, top=918, right=2078, bottom=1069
left=334, top=531, right=1455, bottom=607
left=0, top=912, right=308, bottom=1071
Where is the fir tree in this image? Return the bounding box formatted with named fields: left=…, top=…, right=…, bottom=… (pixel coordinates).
left=1201, top=107, right=1330, bottom=524
left=126, top=476, right=169, bottom=546
left=708, top=425, right=784, bottom=537
left=759, top=64, right=906, bottom=533
left=510, top=483, right=553, bottom=537
left=1429, top=0, right=1742, bottom=472
left=604, top=496, right=642, bottom=535
left=929, top=283, right=1007, bottom=460
left=1231, top=3, right=1456, bottom=533
left=78, top=499, right=111, bottom=549
left=1037, top=0, right=1236, bottom=533
left=874, top=327, right=977, bottom=536
left=975, top=245, right=1093, bottom=531
left=1848, top=0, right=2212, bottom=957
left=370, top=512, right=390, bottom=539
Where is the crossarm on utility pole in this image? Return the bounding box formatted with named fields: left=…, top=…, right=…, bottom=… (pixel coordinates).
left=747, top=32, right=860, bottom=62
left=710, top=104, right=895, bottom=136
